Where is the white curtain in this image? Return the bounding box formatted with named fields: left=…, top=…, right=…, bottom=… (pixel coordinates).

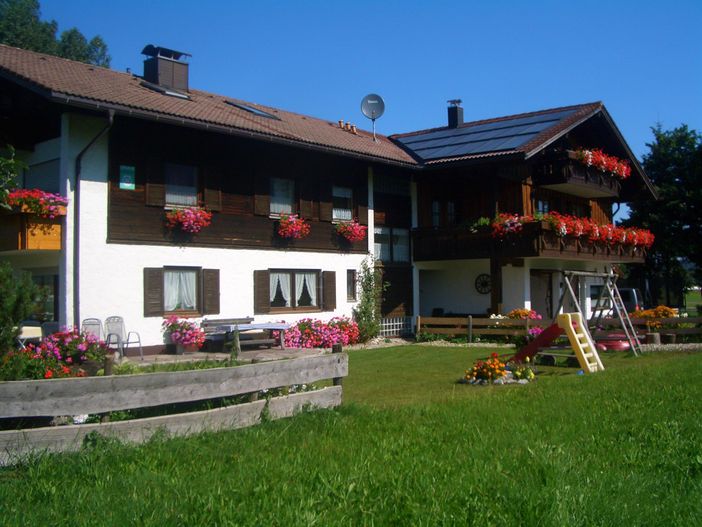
left=295, top=273, right=306, bottom=305
left=164, top=270, right=197, bottom=310
left=270, top=272, right=291, bottom=306
left=303, top=272, right=317, bottom=306
left=270, top=178, right=294, bottom=215
left=165, top=163, right=198, bottom=207
left=332, top=185, right=353, bottom=221
left=374, top=227, right=391, bottom=261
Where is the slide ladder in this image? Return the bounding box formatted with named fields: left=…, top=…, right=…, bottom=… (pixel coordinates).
left=557, top=313, right=604, bottom=373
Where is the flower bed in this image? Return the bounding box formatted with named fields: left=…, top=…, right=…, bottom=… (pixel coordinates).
left=0, top=327, right=109, bottom=381
left=7, top=188, right=67, bottom=218
left=165, top=207, right=212, bottom=233
left=161, top=316, right=206, bottom=348
left=335, top=220, right=367, bottom=242
left=277, top=317, right=360, bottom=348
left=277, top=214, right=310, bottom=239
left=491, top=212, right=654, bottom=249
left=463, top=352, right=536, bottom=385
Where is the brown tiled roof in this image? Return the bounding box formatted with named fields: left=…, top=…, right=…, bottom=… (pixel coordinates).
left=0, top=44, right=417, bottom=166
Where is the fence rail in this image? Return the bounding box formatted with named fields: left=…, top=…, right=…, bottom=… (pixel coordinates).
left=0, top=352, right=348, bottom=465
left=417, top=316, right=548, bottom=342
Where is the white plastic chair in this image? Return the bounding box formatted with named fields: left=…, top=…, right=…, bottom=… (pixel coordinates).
left=104, top=316, right=143, bottom=360
left=16, top=320, right=42, bottom=349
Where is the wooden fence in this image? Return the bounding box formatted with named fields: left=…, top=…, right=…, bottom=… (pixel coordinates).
left=592, top=316, right=702, bottom=339
left=0, top=352, right=347, bottom=465
left=416, top=316, right=547, bottom=342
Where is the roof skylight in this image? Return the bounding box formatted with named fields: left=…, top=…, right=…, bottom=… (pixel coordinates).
left=225, top=100, right=280, bottom=120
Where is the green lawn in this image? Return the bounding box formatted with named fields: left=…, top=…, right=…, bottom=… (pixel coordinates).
left=1, top=346, right=701, bottom=525
left=686, top=288, right=702, bottom=315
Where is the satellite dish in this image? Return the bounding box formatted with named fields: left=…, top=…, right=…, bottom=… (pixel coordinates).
left=360, top=94, right=385, bottom=141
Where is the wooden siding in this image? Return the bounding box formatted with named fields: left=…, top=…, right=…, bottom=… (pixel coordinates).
left=0, top=211, right=63, bottom=251
left=590, top=200, right=612, bottom=224
left=380, top=266, right=413, bottom=317
left=107, top=119, right=372, bottom=253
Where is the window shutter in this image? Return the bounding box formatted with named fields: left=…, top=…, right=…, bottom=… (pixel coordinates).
left=253, top=270, right=271, bottom=314
left=356, top=182, right=368, bottom=225
left=143, top=267, right=164, bottom=317
left=145, top=158, right=165, bottom=207
left=299, top=177, right=314, bottom=219
left=322, top=271, right=336, bottom=311
left=254, top=174, right=270, bottom=216
left=319, top=182, right=332, bottom=222
left=202, top=269, right=220, bottom=315
left=203, top=166, right=222, bottom=212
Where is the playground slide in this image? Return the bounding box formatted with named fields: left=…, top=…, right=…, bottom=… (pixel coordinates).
left=511, top=324, right=563, bottom=362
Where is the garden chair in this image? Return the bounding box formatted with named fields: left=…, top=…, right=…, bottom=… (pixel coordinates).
left=104, top=316, right=143, bottom=360
left=40, top=321, right=59, bottom=338
left=16, top=320, right=42, bottom=349
left=81, top=318, right=103, bottom=340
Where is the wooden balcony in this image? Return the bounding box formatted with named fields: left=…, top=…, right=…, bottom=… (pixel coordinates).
left=0, top=210, right=63, bottom=252
left=413, top=222, right=646, bottom=263
left=533, top=150, right=621, bottom=198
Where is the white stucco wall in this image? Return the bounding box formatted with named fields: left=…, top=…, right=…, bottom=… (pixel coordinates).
left=416, top=259, right=491, bottom=316
left=61, top=113, right=367, bottom=346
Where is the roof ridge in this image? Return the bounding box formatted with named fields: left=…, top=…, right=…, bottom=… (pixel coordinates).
left=390, top=101, right=603, bottom=139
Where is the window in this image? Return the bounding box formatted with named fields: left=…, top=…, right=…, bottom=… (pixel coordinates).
left=447, top=201, right=456, bottom=226
left=164, top=268, right=199, bottom=313
left=536, top=199, right=550, bottom=214
left=165, top=163, right=198, bottom=207
left=374, top=227, right=410, bottom=263
left=143, top=267, right=220, bottom=317
left=347, top=270, right=357, bottom=301
left=333, top=186, right=353, bottom=221
left=224, top=100, right=280, bottom=120
left=269, top=270, right=319, bottom=309
left=431, top=200, right=440, bottom=227
left=270, top=177, right=295, bottom=215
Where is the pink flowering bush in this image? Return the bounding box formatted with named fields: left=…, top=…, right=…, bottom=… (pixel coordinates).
left=165, top=207, right=213, bottom=233
left=277, top=317, right=360, bottom=348
left=7, top=188, right=67, bottom=218
left=0, top=327, right=109, bottom=380
left=277, top=214, right=311, bottom=239
left=161, top=316, right=206, bottom=348
left=335, top=220, right=367, bottom=242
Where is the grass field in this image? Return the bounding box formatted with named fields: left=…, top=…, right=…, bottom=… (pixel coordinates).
left=1, top=346, right=701, bottom=525
left=686, top=289, right=702, bottom=315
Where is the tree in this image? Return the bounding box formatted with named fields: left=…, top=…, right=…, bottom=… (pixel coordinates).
left=0, top=261, right=41, bottom=354
left=626, top=124, right=702, bottom=305
left=0, top=0, right=110, bottom=67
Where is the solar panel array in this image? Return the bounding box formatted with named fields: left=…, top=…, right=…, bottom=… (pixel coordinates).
left=395, top=108, right=577, bottom=161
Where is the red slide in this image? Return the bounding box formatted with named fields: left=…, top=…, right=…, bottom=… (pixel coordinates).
left=511, top=324, right=564, bottom=362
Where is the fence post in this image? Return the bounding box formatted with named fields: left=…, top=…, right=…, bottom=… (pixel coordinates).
left=332, top=344, right=343, bottom=386
left=468, top=315, right=473, bottom=343
left=416, top=316, right=421, bottom=336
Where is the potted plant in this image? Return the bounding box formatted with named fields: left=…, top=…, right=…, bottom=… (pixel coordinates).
left=165, top=207, right=213, bottom=233
left=161, top=316, right=206, bottom=354
left=277, top=213, right=310, bottom=239
left=335, top=220, right=367, bottom=243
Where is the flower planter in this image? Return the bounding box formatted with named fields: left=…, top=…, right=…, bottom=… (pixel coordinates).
left=175, top=344, right=199, bottom=355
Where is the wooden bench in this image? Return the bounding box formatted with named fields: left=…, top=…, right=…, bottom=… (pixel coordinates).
left=201, top=317, right=276, bottom=352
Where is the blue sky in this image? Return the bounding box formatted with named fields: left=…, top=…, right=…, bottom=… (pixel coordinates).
left=41, top=0, right=701, bottom=216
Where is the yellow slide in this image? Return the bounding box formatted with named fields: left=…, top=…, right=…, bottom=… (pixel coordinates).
left=556, top=313, right=604, bottom=373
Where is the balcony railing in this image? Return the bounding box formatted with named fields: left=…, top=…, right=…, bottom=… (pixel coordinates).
left=0, top=210, right=63, bottom=252
left=533, top=150, right=621, bottom=198
left=413, top=222, right=647, bottom=263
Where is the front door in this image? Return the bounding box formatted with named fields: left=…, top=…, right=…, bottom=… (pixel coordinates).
left=530, top=270, right=553, bottom=319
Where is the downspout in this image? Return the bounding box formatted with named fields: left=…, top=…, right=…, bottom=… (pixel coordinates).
left=72, top=110, right=115, bottom=326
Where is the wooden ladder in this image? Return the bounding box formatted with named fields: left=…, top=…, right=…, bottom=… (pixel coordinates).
left=557, top=313, right=604, bottom=373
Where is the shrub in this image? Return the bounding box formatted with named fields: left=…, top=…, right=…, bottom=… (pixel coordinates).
left=352, top=257, right=388, bottom=342
left=0, top=262, right=41, bottom=354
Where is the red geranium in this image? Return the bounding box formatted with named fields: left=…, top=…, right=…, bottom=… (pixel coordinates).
left=165, top=207, right=212, bottom=233
left=335, top=220, right=367, bottom=242
left=7, top=188, right=67, bottom=218
left=277, top=214, right=311, bottom=239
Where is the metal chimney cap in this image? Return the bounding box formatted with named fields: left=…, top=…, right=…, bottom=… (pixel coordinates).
left=447, top=99, right=462, bottom=107
left=141, top=45, right=191, bottom=61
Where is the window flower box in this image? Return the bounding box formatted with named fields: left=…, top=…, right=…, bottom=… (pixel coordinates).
left=6, top=188, right=67, bottom=218
left=277, top=214, right=310, bottom=239
left=165, top=207, right=212, bottom=234
left=335, top=220, right=367, bottom=243
left=161, top=316, right=206, bottom=352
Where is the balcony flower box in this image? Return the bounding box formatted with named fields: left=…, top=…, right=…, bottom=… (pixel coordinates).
left=165, top=207, right=212, bottom=234
left=277, top=214, right=310, bottom=239
left=335, top=220, right=367, bottom=243
left=6, top=189, right=68, bottom=219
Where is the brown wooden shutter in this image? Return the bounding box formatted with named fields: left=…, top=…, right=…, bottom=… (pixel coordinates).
left=356, top=182, right=369, bottom=225
left=203, top=166, right=222, bottom=212
left=319, top=182, right=332, bottom=222
left=299, top=177, right=315, bottom=219
left=322, top=271, right=336, bottom=311
left=202, top=269, right=220, bottom=315
left=143, top=267, right=164, bottom=317
left=253, top=270, right=271, bottom=314
left=145, top=158, right=165, bottom=207
left=254, top=174, right=270, bottom=216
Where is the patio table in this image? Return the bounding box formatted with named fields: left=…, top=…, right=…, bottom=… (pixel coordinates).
left=216, top=323, right=291, bottom=355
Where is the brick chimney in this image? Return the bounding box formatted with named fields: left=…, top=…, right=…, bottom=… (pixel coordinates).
left=447, top=99, right=463, bottom=128
left=142, top=45, right=191, bottom=92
